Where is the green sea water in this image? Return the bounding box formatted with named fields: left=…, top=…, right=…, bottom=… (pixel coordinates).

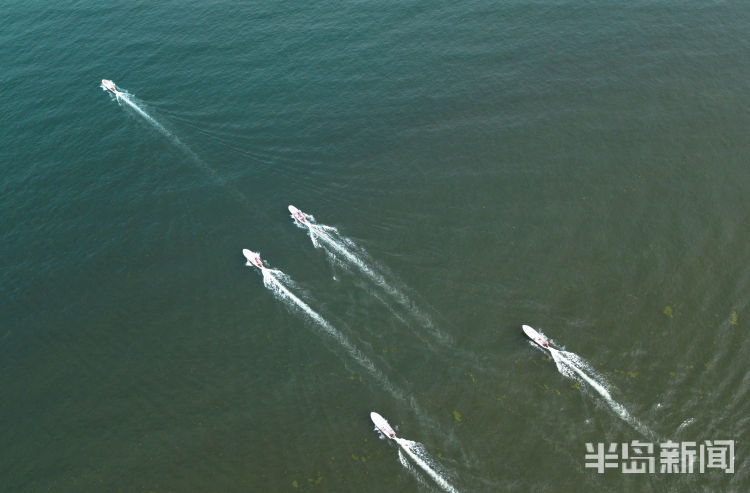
left=2, top=1, right=750, bottom=491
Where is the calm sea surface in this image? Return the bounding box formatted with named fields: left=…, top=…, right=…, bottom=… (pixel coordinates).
left=2, top=1, right=750, bottom=491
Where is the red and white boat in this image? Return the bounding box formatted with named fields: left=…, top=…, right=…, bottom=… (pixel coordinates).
left=288, top=204, right=309, bottom=225
left=242, top=249, right=264, bottom=269
left=522, top=324, right=550, bottom=349
left=101, top=79, right=119, bottom=95
left=370, top=411, right=396, bottom=439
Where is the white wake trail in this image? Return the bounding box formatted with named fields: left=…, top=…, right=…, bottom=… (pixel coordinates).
left=547, top=347, right=657, bottom=440
left=294, top=214, right=451, bottom=345
left=261, top=268, right=376, bottom=374
left=308, top=223, right=389, bottom=290
left=394, top=438, right=459, bottom=493
left=397, top=448, right=431, bottom=490
left=117, top=93, right=171, bottom=137
left=103, top=83, right=250, bottom=206
left=116, top=92, right=201, bottom=164
left=548, top=348, right=613, bottom=400
left=257, top=266, right=409, bottom=403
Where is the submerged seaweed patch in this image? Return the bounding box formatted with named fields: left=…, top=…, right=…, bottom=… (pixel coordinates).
left=663, top=306, right=674, bottom=319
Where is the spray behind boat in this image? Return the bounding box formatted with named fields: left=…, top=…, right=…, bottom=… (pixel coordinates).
left=370, top=411, right=459, bottom=493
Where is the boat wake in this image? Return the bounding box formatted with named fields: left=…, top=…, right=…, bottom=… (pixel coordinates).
left=262, top=268, right=379, bottom=381
left=102, top=83, right=199, bottom=161
left=100, top=80, right=250, bottom=205
left=397, top=448, right=432, bottom=490
left=290, top=207, right=451, bottom=346
left=537, top=338, right=658, bottom=440
left=247, top=256, right=415, bottom=406
left=394, top=437, right=459, bottom=493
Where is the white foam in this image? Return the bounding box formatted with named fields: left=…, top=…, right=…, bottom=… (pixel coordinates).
left=119, top=93, right=168, bottom=134
left=292, top=212, right=451, bottom=345
left=398, top=448, right=431, bottom=489
left=547, top=346, right=657, bottom=440
left=105, top=86, right=253, bottom=206
left=258, top=267, right=413, bottom=404
left=394, top=438, right=459, bottom=493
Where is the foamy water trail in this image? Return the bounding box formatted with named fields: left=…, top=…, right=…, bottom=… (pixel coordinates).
left=394, top=438, right=459, bottom=493
left=398, top=448, right=431, bottom=489
left=261, top=269, right=376, bottom=373
left=117, top=93, right=171, bottom=136
left=114, top=91, right=198, bottom=160
left=308, top=223, right=388, bottom=288
left=256, top=266, right=411, bottom=404
left=103, top=83, right=251, bottom=205
left=117, top=93, right=218, bottom=170
left=292, top=213, right=451, bottom=345
left=263, top=268, right=298, bottom=291
left=548, top=349, right=612, bottom=400
left=547, top=347, right=657, bottom=440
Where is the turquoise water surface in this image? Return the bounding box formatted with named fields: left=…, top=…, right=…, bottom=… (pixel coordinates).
left=2, top=2, right=750, bottom=491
